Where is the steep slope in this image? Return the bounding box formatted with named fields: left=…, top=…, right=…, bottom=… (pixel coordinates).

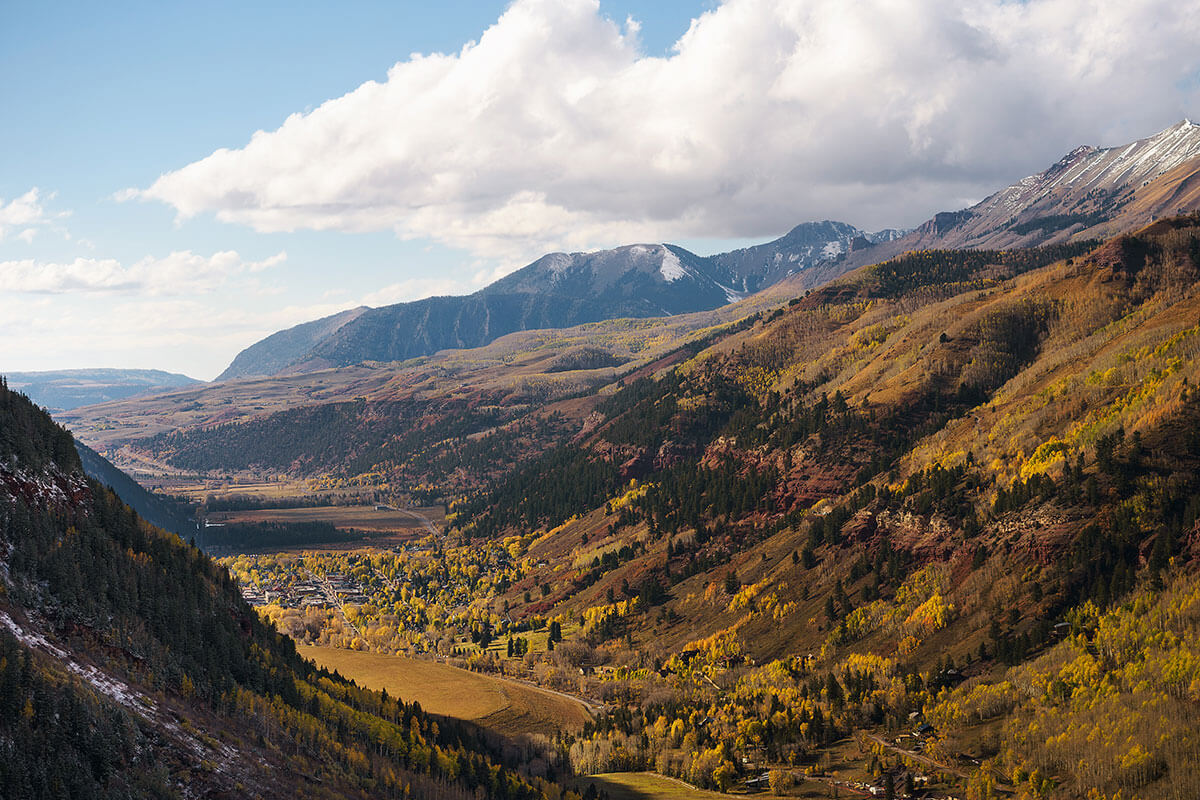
left=841, top=119, right=1200, bottom=271
left=219, top=223, right=886, bottom=379
left=216, top=305, right=368, bottom=381
left=934, top=118, right=1200, bottom=248
left=3, top=368, right=200, bottom=411
left=0, top=379, right=567, bottom=799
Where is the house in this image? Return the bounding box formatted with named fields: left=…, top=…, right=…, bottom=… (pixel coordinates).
left=743, top=773, right=771, bottom=791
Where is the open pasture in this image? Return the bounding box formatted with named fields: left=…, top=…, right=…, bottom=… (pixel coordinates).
left=298, top=645, right=590, bottom=737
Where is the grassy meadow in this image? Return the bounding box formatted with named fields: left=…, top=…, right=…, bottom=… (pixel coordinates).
left=298, top=645, right=590, bottom=737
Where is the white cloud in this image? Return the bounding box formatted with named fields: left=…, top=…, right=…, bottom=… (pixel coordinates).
left=0, top=295, right=359, bottom=381
left=0, top=250, right=286, bottom=295
left=135, top=0, right=1200, bottom=261
left=0, top=188, right=56, bottom=242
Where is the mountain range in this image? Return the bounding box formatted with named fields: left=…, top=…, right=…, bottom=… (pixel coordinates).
left=217, top=120, right=1200, bottom=383
left=2, top=368, right=199, bottom=411
left=217, top=221, right=904, bottom=380
left=85, top=212, right=1200, bottom=799
left=11, top=118, right=1200, bottom=800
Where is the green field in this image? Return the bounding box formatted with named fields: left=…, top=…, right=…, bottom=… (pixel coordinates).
left=298, top=645, right=590, bottom=737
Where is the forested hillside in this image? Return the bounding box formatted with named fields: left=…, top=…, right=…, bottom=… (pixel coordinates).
left=420, top=217, right=1200, bottom=799
left=0, top=379, right=568, bottom=799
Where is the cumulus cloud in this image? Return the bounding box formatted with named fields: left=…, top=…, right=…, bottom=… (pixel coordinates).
left=136, top=0, right=1200, bottom=261
left=0, top=250, right=286, bottom=295
left=0, top=188, right=55, bottom=243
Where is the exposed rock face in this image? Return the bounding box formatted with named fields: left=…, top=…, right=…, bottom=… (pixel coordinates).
left=874, top=509, right=959, bottom=559
left=0, top=461, right=90, bottom=511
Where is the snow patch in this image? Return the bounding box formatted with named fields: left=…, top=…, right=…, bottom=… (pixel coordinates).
left=1, top=461, right=89, bottom=509
left=0, top=610, right=155, bottom=713
left=659, top=248, right=689, bottom=282
left=0, top=608, right=246, bottom=787
left=542, top=253, right=574, bottom=273
left=718, top=284, right=746, bottom=303
left=821, top=240, right=845, bottom=259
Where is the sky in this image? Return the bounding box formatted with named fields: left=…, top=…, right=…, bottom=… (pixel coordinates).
left=2, top=0, right=1199, bottom=381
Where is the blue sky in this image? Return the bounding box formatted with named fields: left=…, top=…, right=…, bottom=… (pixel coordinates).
left=2, top=0, right=1198, bottom=380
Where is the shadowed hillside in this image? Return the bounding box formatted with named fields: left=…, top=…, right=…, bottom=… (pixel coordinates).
left=0, top=379, right=574, bottom=799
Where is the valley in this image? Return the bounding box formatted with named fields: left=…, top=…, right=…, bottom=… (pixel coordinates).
left=207, top=505, right=443, bottom=541
left=9, top=0, right=1200, bottom=796
left=152, top=214, right=1200, bottom=799
left=8, top=122, right=1200, bottom=800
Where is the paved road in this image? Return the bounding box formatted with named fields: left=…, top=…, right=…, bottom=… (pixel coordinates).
left=304, top=567, right=361, bottom=637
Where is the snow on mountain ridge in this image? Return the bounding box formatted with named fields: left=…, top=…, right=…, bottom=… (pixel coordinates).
left=659, top=248, right=689, bottom=282
left=217, top=220, right=886, bottom=379
left=982, top=120, right=1200, bottom=217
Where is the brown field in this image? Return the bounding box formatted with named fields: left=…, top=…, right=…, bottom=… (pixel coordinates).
left=160, top=477, right=325, bottom=501
left=298, top=645, right=590, bottom=736
left=580, top=773, right=802, bottom=800
left=209, top=504, right=444, bottom=535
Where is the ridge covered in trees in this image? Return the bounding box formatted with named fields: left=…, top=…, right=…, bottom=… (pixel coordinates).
left=0, top=383, right=569, bottom=800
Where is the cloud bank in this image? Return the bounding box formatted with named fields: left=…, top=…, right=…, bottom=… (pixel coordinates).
left=0, top=250, right=285, bottom=295
left=0, top=294, right=356, bottom=380
left=137, top=0, right=1200, bottom=260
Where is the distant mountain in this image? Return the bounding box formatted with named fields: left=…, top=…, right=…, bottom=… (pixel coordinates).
left=217, top=305, right=368, bottom=381
left=218, top=221, right=890, bottom=379
left=839, top=119, right=1200, bottom=271
left=3, top=368, right=200, bottom=411
left=710, top=220, right=907, bottom=292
